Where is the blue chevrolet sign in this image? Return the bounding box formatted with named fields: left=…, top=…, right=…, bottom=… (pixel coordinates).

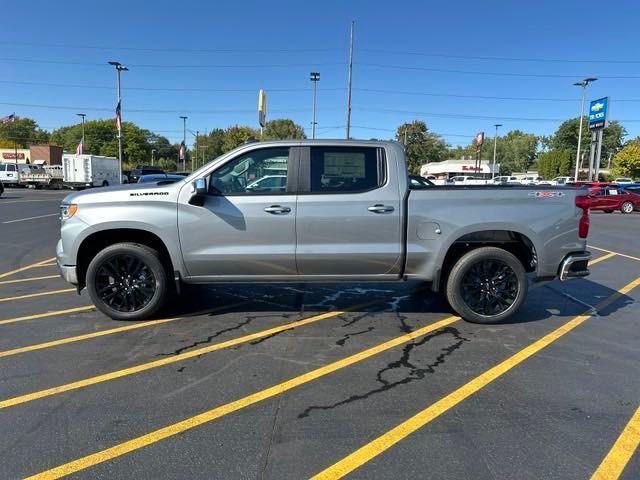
left=588, top=97, right=609, bottom=130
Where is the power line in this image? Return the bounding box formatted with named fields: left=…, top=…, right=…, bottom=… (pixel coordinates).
left=355, top=106, right=640, bottom=123
left=0, top=40, right=343, bottom=54
left=0, top=57, right=345, bottom=69
left=356, top=62, right=640, bottom=79
left=0, top=101, right=343, bottom=114
left=355, top=88, right=580, bottom=102
left=360, top=49, right=640, bottom=65
left=0, top=79, right=345, bottom=93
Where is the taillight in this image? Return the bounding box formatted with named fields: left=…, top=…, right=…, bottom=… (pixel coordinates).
left=575, top=194, right=590, bottom=238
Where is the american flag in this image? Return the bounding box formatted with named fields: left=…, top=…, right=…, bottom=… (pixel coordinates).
left=76, top=139, right=84, bottom=155
left=115, top=101, right=121, bottom=130
left=179, top=141, right=186, bottom=161
left=1, top=113, right=15, bottom=124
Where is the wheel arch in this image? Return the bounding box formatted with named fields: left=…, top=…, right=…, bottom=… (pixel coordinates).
left=76, top=228, right=174, bottom=290
left=433, top=228, right=538, bottom=292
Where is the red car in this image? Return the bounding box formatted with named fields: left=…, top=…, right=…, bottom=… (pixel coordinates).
left=589, top=185, right=640, bottom=214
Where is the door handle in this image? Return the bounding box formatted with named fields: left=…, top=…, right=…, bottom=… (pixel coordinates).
left=264, top=205, right=291, bottom=214
left=368, top=204, right=394, bottom=213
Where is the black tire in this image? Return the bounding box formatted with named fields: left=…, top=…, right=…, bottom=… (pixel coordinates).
left=446, top=247, right=528, bottom=324
left=603, top=210, right=614, bottom=213
left=102, top=180, right=109, bottom=187
left=620, top=201, right=634, bottom=214
left=86, top=242, right=168, bottom=320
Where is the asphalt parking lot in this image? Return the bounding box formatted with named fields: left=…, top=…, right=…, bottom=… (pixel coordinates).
left=0, top=187, right=638, bottom=480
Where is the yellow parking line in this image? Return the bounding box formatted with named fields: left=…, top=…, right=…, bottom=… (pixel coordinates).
left=0, top=303, right=382, bottom=410
left=590, top=245, right=640, bottom=262
left=37, top=263, right=57, bottom=267
left=0, top=301, right=247, bottom=359
left=24, top=314, right=459, bottom=480
left=0, top=306, right=95, bottom=326
left=310, top=277, right=640, bottom=480
left=0, top=288, right=75, bottom=303
left=0, top=257, right=56, bottom=279
left=589, top=252, right=617, bottom=266
left=0, top=275, right=59, bottom=286
left=590, top=405, right=640, bottom=480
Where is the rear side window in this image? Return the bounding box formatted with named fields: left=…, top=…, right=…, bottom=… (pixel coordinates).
left=310, top=147, right=383, bottom=193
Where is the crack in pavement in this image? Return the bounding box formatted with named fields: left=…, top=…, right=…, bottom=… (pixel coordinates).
left=297, top=326, right=469, bottom=419
left=336, top=327, right=375, bottom=346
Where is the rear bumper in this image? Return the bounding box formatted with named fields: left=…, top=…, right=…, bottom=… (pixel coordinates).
left=559, top=251, right=591, bottom=281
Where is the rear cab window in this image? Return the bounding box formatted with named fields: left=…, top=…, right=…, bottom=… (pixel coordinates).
left=308, top=146, right=384, bottom=194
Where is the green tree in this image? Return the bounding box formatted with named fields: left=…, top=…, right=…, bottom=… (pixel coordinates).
left=537, top=149, right=572, bottom=179
left=263, top=118, right=306, bottom=140
left=611, top=140, right=640, bottom=179
left=550, top=117, right=625, bottom=168
left=156, top=157, right=178, bottom=172
left=395, top=120, right=448, bottom=173
left=196, top=129, right=225, bottom=163
left=222, top=125, right=259, bottom=152
left=0, top=116, right=49, bottom=148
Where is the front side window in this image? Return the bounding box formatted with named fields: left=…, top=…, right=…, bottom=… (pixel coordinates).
left=310, top=147, right=382, bottom=193
left=209, top=147, right=289, bottom=195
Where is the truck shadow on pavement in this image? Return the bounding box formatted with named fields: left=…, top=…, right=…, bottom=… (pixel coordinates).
left=159, top=277, right=634, bottom=326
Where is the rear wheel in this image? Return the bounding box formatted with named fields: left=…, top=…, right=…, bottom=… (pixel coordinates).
left=86, top=243, right=168, bottom=320
left=603, top=210, right=614, bottom=214
left=621, top=201, right=634, bottom=214
left=446, top=247, right=528, bottom=324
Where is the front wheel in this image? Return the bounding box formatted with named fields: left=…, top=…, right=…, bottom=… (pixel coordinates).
left=86, top=243, right=168, bottom=320
left=620, top=202, right=634, bottom=214
left=445, top=247, right=528, bottom=324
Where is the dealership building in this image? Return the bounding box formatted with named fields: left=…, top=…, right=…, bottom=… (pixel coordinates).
left=420, top=159, right=499, bottom=179
left=0, top=145, right=63, bottom=165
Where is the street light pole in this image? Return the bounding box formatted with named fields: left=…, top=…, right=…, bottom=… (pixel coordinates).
left=76, top=113, right=86, bottom=152
left=151, top=149, right=156, bottom=166
left=108, top=61, right=128, bottom=180
left=310, top=72, right=320, bottom=139
left=573, top=77, right=597, bottom=181
left=345, top=21, right=354, bottom=140
left=179, top=116, right=187, bottom=171
left=492, top=124, right=502, bottom=180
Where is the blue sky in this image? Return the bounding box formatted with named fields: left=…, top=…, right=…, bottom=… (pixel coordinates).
left=3, top=0, right=640, bottom=147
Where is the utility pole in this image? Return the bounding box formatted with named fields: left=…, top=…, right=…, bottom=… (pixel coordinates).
left=179, top=116, right=187, bottom=171
left=151, top=149, right=156, bottom=166
left=492, top=124, right=502, bottom=180
left=201, top=145, right=208, bottom=168
left=573, top=77, right=597, bottom=181
left=76, top=113, right=86, bottom=153
left=310, top=72, right=320, bottom=139
left=345, top=21, right=354, bottom=140
left=108, top=61, right=128, bottom=179
left=195, top=130, right=199, bottom=172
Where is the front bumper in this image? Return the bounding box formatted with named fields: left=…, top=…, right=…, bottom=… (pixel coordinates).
left=559, top=251, right=591, bottom=281
left=56, top=239, right=78, bottom=285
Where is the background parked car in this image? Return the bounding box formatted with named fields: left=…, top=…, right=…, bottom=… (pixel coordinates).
left=621, top=183, right=640, bottom=194
left=589, top=185, right=640, bottom=214
left=137, top=173, right=186, bottom=185
left=0, top=178, right=4, bottom=196
left=128, top=166, right=165, bottom=183
left=613, top=177, right=634, bottom=185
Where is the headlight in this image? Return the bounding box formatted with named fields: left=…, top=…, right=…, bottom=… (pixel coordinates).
left=60, top=203, right=78, bottom=221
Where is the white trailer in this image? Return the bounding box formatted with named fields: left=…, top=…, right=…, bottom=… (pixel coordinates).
left=62, top=155, right=120, bottom=189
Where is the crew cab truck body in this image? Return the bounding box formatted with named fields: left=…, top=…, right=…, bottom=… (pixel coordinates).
left=57, top=140, right=591, bottom=323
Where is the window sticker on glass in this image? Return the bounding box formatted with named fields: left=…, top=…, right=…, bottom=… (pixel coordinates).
left=323, top=152, right=366, bottom=178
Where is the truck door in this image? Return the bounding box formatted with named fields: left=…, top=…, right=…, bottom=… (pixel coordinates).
left=177, top=146, right=298, bottom=277
left=295, top=145, right=402, bottom=276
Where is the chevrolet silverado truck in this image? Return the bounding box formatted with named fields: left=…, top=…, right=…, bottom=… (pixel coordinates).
left=57, top=140, right=591, bottom=323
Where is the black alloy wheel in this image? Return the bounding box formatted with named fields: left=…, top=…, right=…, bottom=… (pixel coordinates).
left=460, top=259, right=518, bottom=316
left=94, top=254, right=157, bottom=313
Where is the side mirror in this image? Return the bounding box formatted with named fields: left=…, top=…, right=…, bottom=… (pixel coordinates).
left=192, top=178, right=207, bottom=195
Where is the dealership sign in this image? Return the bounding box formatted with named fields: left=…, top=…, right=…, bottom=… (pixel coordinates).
left=588, top=97, right=609, bottom=131
left=2, top=152, right=25, bottom=160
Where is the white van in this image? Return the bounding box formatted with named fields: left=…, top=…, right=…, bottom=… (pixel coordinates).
left=0, top=163, right=31, bottom=186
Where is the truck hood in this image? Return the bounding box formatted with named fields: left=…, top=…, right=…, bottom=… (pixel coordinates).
left=62, top=181, right=185, bottom=205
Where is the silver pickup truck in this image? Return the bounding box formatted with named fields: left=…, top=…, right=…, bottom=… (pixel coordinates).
left=57, top=140, right=591, bottom=323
